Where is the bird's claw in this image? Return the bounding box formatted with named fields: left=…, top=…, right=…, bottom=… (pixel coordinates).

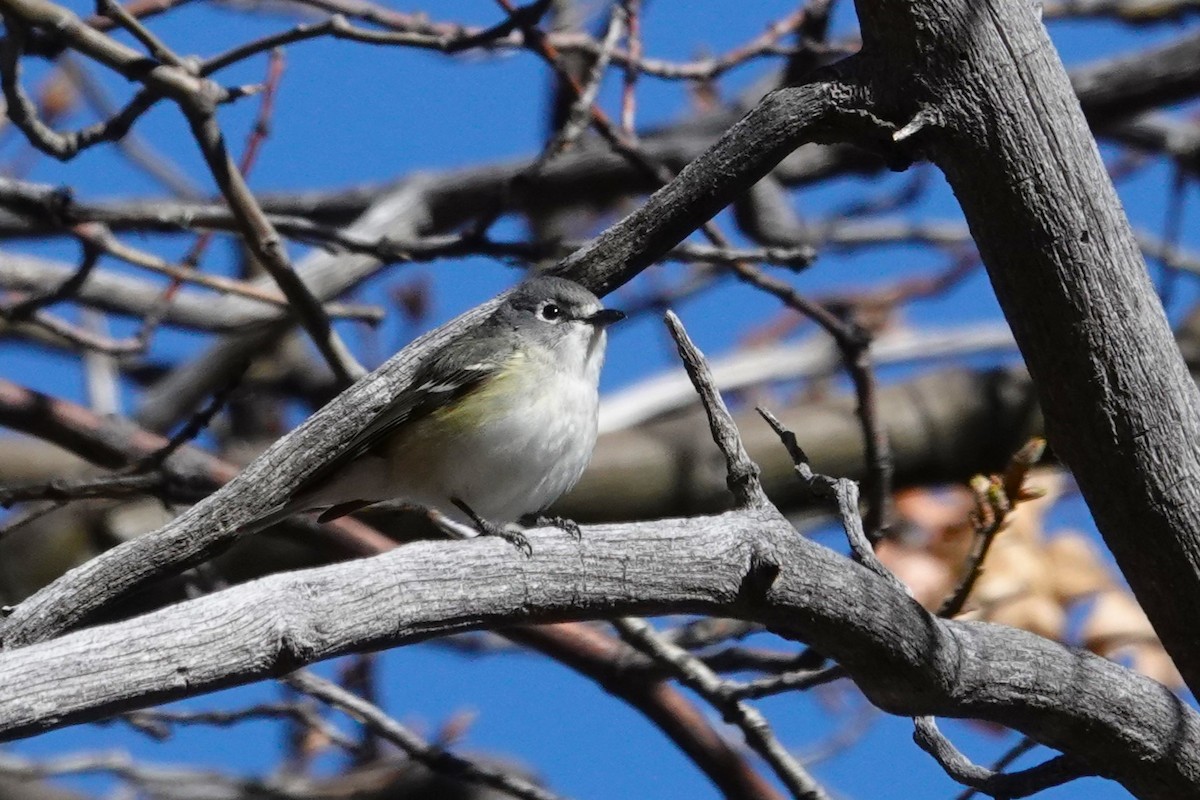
left=452, top=498, right=533, bottom=556
left=472, top=516, right=533, bottom=557
left=496, top=523, right=533, bottom=557
left=524, top=514, right=582, bottom=541
left=467, top=516, right=533, bottom=557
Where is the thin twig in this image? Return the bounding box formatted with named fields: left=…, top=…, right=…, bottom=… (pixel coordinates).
left=701, top=645, right=826, bottom=675
left=660, top=617, right=759, bottom=649
left=81, top=0, right=195, bottom=35
left=0, top=473, right=166, bottom=507
left=954, top=737, right=1039, bottom=800
left=286, top=670, right=566, bottom=800
left=613, top=617, right=831, bottom=800
left=547, top=5, right=624, bottom=156
left=132, top=48, right=291, bottom=350
left=219, top=0, right=810, bottom=81
left=913, top=717, right=1088, bottom=797
left=0, top=500, right=66, bottom=541
left=58, top=53, right=202, bottom=198
left=1, top=239, right=99, bottom=320
left=0, top=749, right=305, bottom=798
left=735, top=262, right=894, bottom=538
left=178, top=79, right=364, bottom=386
left=119, top=703, right=358, bottom=751
left=756, top=406, right=906, bottom=593
left=95, top=0, right=188, bottom=67
left=132, top=359, right=252, bottom=472
left=664, top=310, right=767, bottom=508
left=0, top=20, right=156, bottom=160
left=936, top=438, right=1046, bottom=618
left=3, top=306, right=147, bottom=354
left=724, top=665, right=846, bottom=700
left=74, top=223, right=382, bottom=319
left=619, top=0, right=642, bottom=136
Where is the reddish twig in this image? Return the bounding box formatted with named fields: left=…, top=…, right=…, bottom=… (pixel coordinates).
left=936, top=438, right=1047, bottom=619
left=619, top=0, right=642, bottom=136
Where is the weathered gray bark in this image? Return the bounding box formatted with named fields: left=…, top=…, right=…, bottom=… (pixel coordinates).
left=0, top=512, right=1195, bottom=799
left=846, top=0, right=1200, bottom=696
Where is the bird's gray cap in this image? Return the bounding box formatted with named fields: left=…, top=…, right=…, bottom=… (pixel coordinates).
left=499, top=276, right=625, bottom=326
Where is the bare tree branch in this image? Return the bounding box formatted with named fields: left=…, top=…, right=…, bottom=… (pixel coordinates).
left=0, top=512, right=1192, bottom=798
left=913, top=716, right=1089, bottom=798
left=613, top=617, right=829, bottom=800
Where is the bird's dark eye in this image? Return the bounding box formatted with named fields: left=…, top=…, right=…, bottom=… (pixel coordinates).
left=541, top=303, right=563, bottom=321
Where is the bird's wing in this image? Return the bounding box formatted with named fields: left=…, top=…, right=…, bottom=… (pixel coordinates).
left=289, top=330, right=515, bottom=501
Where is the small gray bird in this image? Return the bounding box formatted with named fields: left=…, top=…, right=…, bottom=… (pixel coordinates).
left=261, top=276, right=624, bottom=553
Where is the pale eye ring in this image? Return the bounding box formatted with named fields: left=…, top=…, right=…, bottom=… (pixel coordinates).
left=540, top=303, right=563, bottom=321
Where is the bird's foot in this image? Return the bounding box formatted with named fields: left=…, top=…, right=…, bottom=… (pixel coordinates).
left=453, top=498, right=532, bottom=557
left=491, top=523, right=534, bottom=557
left=521, top=514, right=582, bottom=541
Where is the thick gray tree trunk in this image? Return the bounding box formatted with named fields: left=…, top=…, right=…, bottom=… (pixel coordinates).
left=850, top=0, right=1200, bottom=695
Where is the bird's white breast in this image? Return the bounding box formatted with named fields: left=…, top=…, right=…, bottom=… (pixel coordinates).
left=383, top=327, right=606, bottom=522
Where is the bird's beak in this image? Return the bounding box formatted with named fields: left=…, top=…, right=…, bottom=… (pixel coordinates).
left=584, top=308, right=626, bottom=328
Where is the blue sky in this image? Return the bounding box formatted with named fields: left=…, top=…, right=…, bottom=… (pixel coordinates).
left=3, top=2, right=1198, bottom=798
